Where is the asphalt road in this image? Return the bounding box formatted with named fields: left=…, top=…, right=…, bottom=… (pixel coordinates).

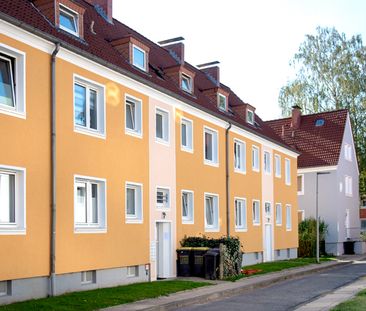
left=179, top=260, right=366, bottom=311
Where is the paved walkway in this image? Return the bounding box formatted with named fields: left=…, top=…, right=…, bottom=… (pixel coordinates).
left=102, top=255, right=366, bottom=311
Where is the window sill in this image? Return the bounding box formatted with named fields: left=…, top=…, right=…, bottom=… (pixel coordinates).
left=0, top=228, right=26, bottom=235
left=286, top=228, right=292, bottom=232
left=125, top=129, right=143, bottom=139
left=285, top=183, right=291, bottom=186
left=181, top=146, right=194, bottom=154
left=204, top=160, right=219, bottom=168
left=182, top=220, right=194, bottom=225
left=235, top=228, right=247, bottom=232
left=205, top=227, right=220, bottom=232
left=298, top=192, right=304, bottom=195
left=0, top=106, right=26, bottom=119
left=234, top=169, right=246, bottom=175
left=74, top=126, right=106, bottom=139
left=275, top=174, right=281, bottom=178
left=155, top=138, right=170, bottom=146
left=252, top=168, right=260, bottom=173
left=126, top=218, right=143, bottom=224
left=74, top=227, right=107, bottom=234
left=253, top=222, right=261, bottom=226
left=276, top=223, right=282, bottom=227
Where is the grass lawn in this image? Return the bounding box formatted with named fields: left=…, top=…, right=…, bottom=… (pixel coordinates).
left=228, top=257, right=333, bottom=281
left=0, top=280, right=210, bottom=311
left=331, top=289, right=366, bottom=311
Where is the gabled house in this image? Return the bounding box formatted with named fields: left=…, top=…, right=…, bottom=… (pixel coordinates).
left=266, top=106, right=360, bottom=255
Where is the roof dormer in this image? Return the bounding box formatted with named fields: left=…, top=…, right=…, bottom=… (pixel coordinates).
left=159, top=38, right=196, bottom=94
left=232, top=103, right=256, bottom=125
left=111, top=35, right=150, bottom=72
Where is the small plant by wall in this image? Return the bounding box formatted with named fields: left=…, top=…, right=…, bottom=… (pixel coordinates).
left=298, top=217, right=328, bottom=257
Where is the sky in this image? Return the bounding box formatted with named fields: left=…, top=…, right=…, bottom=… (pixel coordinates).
left=113, top=0, right=366, bottom=121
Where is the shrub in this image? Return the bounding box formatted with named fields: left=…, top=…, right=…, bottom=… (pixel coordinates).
left=298, top=217, right=328, bottom=257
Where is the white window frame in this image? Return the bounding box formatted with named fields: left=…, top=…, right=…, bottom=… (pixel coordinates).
left=345, top=176, right=353, bottom=197
left=181, top=190, right=194, bottom=224
left=181, top=73, right=193, bottom=93
left=234, top=139, right=246, bottom=174
left=286, top=204, right=292, bottom=231
left=74, top=175, right=107, bottom=233
left=125, top=182, right=143, bottom=224
left=275, top=154, right=281, bottom=178
left=285, top=158, right=291, bottom=185
left=247, top=109, right=254, bottom=124
left=264, top=151, right=271, bottom=174
left=81, top=270, right=95, bottom=285
left=345, top=144, right=352, bottom=162
left=218, top=93, right=227, bottom=111
left=0, top=43, right=26, bottom=119
left=275, top=203, right=282, bottom=226
left=204, top=193, right=219, bottom=232
left=0, top=165, right=26, bottom=235
left=297, top=174, right=304, bottom=195
left=73, top=75, right=106, bottom=139
left=155, top=107, right=170, bottom=144
left=127, top=266, right=139, bottom=277
left=0, top=281, right=10, bottom=296
left=234, top=197, right=247, bottom=231
left=59, top=4, right=79, bottom=37
left=252, top=199, right=260, bottom=225
left=125, top=94, right=142, bottom=138
left=252, top=145, right=260, bottom=172
left=156, top=187, right=170, bottom=209
left=203, top=126, right=219, bottom=166
left=181, top=117, right=193, bottom=152
left=132, top=45, right=147, bottom=71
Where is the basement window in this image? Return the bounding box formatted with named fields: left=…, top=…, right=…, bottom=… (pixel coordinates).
left=59, top=5, right=79, bottom=37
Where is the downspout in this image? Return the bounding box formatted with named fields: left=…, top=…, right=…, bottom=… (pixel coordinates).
left=50, top=42, right=60, bottom=297
left=225, top=122, right=232, bottom=237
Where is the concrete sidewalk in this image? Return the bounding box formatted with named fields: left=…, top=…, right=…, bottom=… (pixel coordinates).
left=102, top=255, right=366, bottom=311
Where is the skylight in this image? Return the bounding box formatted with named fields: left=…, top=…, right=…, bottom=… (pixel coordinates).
left=315, top=119, right=325, bottom=127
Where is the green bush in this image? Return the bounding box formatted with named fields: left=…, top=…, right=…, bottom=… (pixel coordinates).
left=298, top=217, right=328, bottom=257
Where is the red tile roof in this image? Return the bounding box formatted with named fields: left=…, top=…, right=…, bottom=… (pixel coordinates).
left=0, top=0, right=297, bottom=152
left=265, top=109, right=348, bottom=168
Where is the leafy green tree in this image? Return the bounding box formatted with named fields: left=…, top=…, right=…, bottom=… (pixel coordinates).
left=279, top=27, right=366, bottom=195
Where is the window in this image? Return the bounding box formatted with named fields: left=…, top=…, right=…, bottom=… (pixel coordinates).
left=74, top=76, right=105, bottom=137
left=0, top=281, right=9, bottom=296
left=252, top=146, right=260, bottom=172
left=181, top=74, right=193, bottom=93
left=264, top=202, right=271, bottom=219
left=252, top=200, right=260, bottom=225
left=234, top=140, right=246, bottom=173
left=286, top=205, right=292, bottom=230
left=81, top=271, right=95, bottom=284
left=125, top=183, right=143, bottom=223
left=59, top=5, right=79, bottom=36
left=155, top=108, right=169, bottom=143
left=204, top=127, right=218, bottom=165
left=297, top=174, right=304, bottom=195
left=156, top=187, right=169, bottom=209
left=0, top=166, right=25, bottom=234
left=74, top=176, right=106, bottom=232
left=125, top=96, right=142, bottom=137
left=181, top=118, right=193, bottom=152
left=235, top=198, right=247, bottom=231
left=132, top=45, right=147, bottom=71
left=315, top=118, right=325, bottom=127
left=275, top=154, right=281, bottom=178
left=127, top=266, right=139, bottom=277
left=345, top=176, right=353, bottom=197
left=205, top=194, right=219, bottom=231
left=345, top=144, right=352, bottom=161
left=182, top=191, right=194, bottom=223
left=264, top=151, right=271, bottom=174
left=247, top=110, right=254, bottom=124
left=275, top=203, right=282, bottom=225
left=0, top=45, right=25, bottom=118
left=361, top=220, right=366, bottom=232
left=218, top=93, right=227, bottom=111
left=285, top=158, right=291, bottom=185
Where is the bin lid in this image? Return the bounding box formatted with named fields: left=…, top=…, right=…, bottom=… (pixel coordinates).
left=177, top=247, right=192, bottom=250
left=191, top=247, right=210, bottom=250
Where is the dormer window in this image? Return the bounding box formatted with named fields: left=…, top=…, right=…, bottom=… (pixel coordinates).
left=247, top=109, right=254, bottom=124
left=218, top=93, right=227, bottom=111
left=132, top=45, right=147, bottom=71
left=59, top=5, right=79, bottom=36
left=181, top=73, right=193, bottom=93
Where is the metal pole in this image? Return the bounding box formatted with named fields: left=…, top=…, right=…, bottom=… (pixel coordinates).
left=316, top=173, right=319, bottom=264
left=225, top=122, right=232, bottom=237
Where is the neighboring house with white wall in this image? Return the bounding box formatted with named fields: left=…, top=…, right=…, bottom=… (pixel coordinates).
left=266, top=107, right=360, bottom=255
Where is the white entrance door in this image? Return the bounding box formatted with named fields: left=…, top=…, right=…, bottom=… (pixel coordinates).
left=264, top=224, right=273, bottom=262
left=156, top=222, right=171, bottom=278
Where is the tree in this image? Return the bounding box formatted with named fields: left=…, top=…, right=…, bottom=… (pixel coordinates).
left=279, top=27, right=366, bottom=195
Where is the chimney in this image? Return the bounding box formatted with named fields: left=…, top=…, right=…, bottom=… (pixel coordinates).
left=197, top=61, right=220, bottom=86
left=291, top=105, right=302, bottom=129
left=85, top=0, right=113, bottom=23
left=159, top=37, right=185, bottom=64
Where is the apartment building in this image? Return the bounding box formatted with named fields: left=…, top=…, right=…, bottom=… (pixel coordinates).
left=0, top=0, right=298, bottom=303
